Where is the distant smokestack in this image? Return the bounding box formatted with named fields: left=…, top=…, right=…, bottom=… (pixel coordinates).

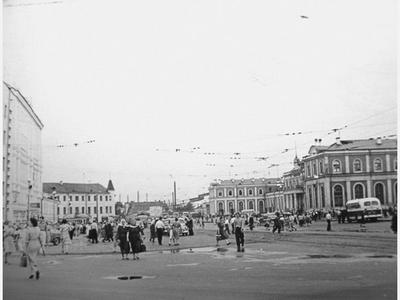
left=376, top=137, right=382, bottom=145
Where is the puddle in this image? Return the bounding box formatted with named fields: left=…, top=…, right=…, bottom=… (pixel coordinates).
left=103, top=275, right=156, bottom=280
left=303, top=254, right=353, bottom=259
left=366, top=255, right=393, bottom=258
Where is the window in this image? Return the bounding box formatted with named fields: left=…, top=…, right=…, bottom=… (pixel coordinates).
left=319, top=161, right=323, bottom=174
left=248, top=189, right=253, bottom=196
left=259, top=201, right=264, bottom=213
left=94, top=207, right=97, bottom=214
left=75, top=207, right=79, bottom=214
left=307, top=165, right=311, bottom=177
left=63, top=207, right=66, bottom=214
left=309, top=188, right=312, bottom=208
left=82, top=207, right=85, bottom=213
left=218, top=202, right=224, bottom=214
left=313, top=163, right=317, bottom=175
left=249, top=201, right=254, bottom=210
left=57, top=207, right=60, bottom=215
left=238, top=201, right=244, bottom=212
left=347, top=202, right=360, bottom=209
left=259, top=189, right=263, bottom=195
left=321, top=186, right=325, bottom=207
left=269, top=187, right=272, bottom=192
left=238, top=189, right=243, bottom=196
left=109, top=207, right=112, bottom=214
left=374, top=158, right=383, bottom=172
left=63, top=195, right=66, bottom=202
left=218, top=191, right=223, bottom=197
left=88, top=195, right=91, bottom=201
left=228, top=202, right=234, bottom=214
left=82, top=195, right=84, bottom=201
left=394, top=160, right=397, bottom=171
left=364, top=201, right=371, bottom=206
left=228, top=190, right=233, bottom=196
left=100, top=195, right=103, bottom=201
left=332, top=160, right=341, bottom=173
left=353, top=159, right=362, bottom=172
left=354, top=184, right=364, bottom=199
left=100, top=207, right=103, bottom=214
left=333, top=185, right=344, bottom=207
left=106, top=207, right=108, bottom=213
left=70, top=196, right=73, bottom=201
left=75, top=196, right=79, bottom=201
left=371, top=200, right=379, bottom=206
left=88, top=207, right=91, bottom=214
left=69, top=207, right=73, bottom=214
left=374, top=183, right=384, bottom=203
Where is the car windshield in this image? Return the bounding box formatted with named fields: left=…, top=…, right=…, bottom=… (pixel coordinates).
left=347, top=202, right=361, bottom=209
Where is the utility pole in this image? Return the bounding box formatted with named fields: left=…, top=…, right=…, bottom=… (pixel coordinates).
left=174, top=181, right=177, bottom=208
left=137, top=191, right=139, bottom=203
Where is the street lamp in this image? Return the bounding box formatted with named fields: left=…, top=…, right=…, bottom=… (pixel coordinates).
left=52, top=187, right=57, bottom=222
left=27, top=180, right=33, bottom=221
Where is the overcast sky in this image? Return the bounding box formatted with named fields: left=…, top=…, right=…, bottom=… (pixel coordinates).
left=3, top=0, right=397, bottom=203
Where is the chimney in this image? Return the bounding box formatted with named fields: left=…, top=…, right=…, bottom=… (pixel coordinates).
left=335, top=137, right=341, bottom=145
left=376, top=137, right=382, bottom=145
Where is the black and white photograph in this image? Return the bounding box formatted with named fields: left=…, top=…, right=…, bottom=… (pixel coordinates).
left=2, top=0, right=397, bottom=299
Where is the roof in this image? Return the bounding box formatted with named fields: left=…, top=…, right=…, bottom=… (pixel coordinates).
left=43, top=183, right=108, bottom=194
left=326, top=139, right=397, bottom=151
left=106, top=180, right=115, bottom=191
left=211, top=178, right=280, bottom=187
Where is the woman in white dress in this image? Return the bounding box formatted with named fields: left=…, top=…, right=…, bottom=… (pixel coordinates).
left=25, top=218, right=44, bottom=279
left=60, top=219, right=72, bottom=254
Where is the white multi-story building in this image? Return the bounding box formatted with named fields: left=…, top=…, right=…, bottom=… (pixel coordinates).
left=208, top=178, right=280, bottom=215
left=42, top=180, right=117, bottom=222
left=3, top=82, right=44, bottom=223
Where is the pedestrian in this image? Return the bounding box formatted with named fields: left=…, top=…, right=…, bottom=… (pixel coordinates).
left=24, top=217, right=44, bottom=280
left=69, top=222, right=75, bottom=240
left=216, top=216, right=231, bottom=247
left=60, top=219, right=72, bottom=254
left=391, top=206, right=397, bottom=234
left=89, top=220, right=98, bottom=243
left=128, top=219, right=144, bottom=260
left=187, top=217, right=194, bottom=236
left=38, top=217, right=47, bottom=247
left=249, top=215, right=254, bottom=231
left=170, top=218, right=181, bottom=246
left=3, top=221, right=15, bottom=264
left=155, top=217, right=165, bottom=245
left=230, top=215, right=236, bottom=234
left=233, top=213, right=245, bottom=252
left=288, top=214, right=296, bottom=231
left=272, top=212, right=282, bottom=236
left=224, top=217, right=231, bottom=235
left=149, top=219, right=156, bottom=243
left=112, top=221, right=119, bottom=252
left=116, top=219, right=130, bottom=260
left=326, top=211, right=332, bottom=231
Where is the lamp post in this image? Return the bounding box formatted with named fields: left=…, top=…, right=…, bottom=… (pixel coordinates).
left=52, top=187, right=57, bottom=222
left=27, top=180, right=33, bottom=221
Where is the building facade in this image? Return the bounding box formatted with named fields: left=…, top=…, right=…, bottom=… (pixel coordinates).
left=3, top=83, right=44, bottom=223
left=303, top=138, right=397, bottom=210
left=282, top=156, right=305, bottom=212
left=208, top=178, right=280, bottom=215
left=42, top=181, right=117, bottom=222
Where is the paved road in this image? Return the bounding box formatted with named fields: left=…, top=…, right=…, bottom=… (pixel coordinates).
left=4, top=220, right=396, bottom=300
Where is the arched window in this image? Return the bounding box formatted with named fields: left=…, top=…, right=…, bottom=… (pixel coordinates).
left=238, top=201, right=244, bottom=211
left=248, top=201, right=254, bottom=210
left=333, top=185, right=344, bottom=207
left=259, top=189, right=263, bottom=195
left=228, top=202, right=234, bottom=214
left=374, top=183, right=385, bottom=204
left=238, top=189, right=243, bottom=196
left=248, top=189, right=253, bottom=196
left=218, top=190, right=223, bottom=197
left=259, top=201, right=264, bottom=213
left=228, top=190, right=233, bottom=196
left=353, top=159, right=362, bottom=172
left=374, top=158, right=383, bottom=172
left=319, top=161, right=323, bottom=174
left=354, top=184, right=365, bottom=199
left=218, top=202, right=224, bottom=214
left=332, top=160, right=341, bottom=173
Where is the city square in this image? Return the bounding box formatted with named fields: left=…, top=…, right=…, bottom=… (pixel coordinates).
left=3, top=0, right=397, bottom=299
